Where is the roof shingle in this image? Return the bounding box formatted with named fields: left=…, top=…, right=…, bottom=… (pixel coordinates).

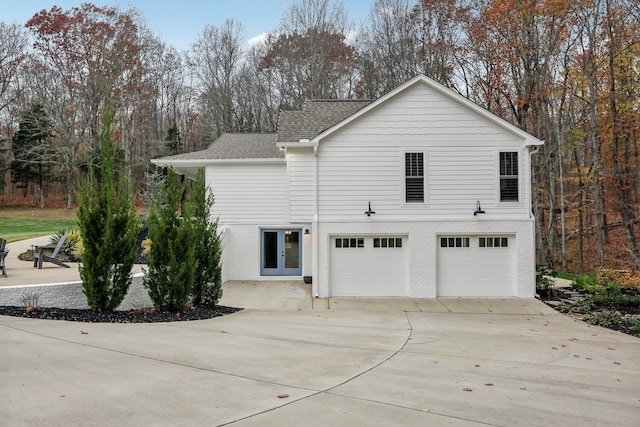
left=277, top=99, right=372, bottom=142
left=156, top=133, right=281, bottom=161
left=154, top=100, right=372, bottom=163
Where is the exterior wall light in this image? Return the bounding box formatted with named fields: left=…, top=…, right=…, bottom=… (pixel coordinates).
left=364, top=202, right=376, bottom=217
left=473, top=200, right=486, bottom=216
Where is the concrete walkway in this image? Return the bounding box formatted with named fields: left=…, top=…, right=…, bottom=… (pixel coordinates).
left=2, top=294, right=639, bottom=426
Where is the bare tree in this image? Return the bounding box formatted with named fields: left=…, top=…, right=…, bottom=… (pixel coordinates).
left=190, top=19, right=245, bottom=137
left=0, top=22, right=27, bottom=115
left=0, top=22, right=28, bottom=188
left=259, top=0, right=358, bottom=107
left=356, top=0, right=417, bottom=97
left=604, top=0, right=640, bottom=268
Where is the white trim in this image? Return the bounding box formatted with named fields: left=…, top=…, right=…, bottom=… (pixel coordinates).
left=151, top=158, right=285, bottom=166
left=151, top=158, right=285, bottom=180
left=278, top=141, right=319, bottom=149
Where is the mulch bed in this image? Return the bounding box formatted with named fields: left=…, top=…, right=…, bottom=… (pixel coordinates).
left=0, top=305, right=242, bottom=323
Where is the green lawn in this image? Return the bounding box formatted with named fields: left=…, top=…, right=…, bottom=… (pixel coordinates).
left=0, top=210, right=78, bottom=242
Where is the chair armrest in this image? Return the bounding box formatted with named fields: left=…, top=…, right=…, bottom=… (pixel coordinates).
left=34, top=245, right=58, bottom=251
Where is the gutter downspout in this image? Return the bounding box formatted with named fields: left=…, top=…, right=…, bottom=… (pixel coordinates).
left=527, top=144, right=541, bottom=219
left=313, top=145, right=319, bottom=299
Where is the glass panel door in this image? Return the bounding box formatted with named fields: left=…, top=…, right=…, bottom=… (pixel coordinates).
left=284, top=231, right=300, bottom=269
left=261, top=229, right=302, bottom=276
left=263, top=231, right=278, bottom=269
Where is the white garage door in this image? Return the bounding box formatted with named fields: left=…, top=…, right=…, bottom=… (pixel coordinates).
left=330, top=236, right=408, bottom=297
left=438, top=235, right=515, bottom=297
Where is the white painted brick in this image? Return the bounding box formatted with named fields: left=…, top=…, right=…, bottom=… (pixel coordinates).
left=0, top=273, right=153, bottom=311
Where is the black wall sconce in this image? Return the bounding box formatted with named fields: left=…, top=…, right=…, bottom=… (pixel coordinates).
left=364, top=201, right=376, bottom=217
left=473, top=200, right=486, bottom=216
left=304, top=229, right=310, bottom=235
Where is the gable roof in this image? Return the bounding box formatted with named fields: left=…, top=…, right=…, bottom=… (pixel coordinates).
left=304, top=74, right=544, bottom=146
left=277, top=100, right=372, bottom=143
left=153, top=75, right=543, bottom=177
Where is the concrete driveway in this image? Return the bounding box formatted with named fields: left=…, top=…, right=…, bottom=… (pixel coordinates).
left=1, top=297, right=639, bottom=426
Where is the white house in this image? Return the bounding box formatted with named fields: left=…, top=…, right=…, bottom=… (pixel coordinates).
left=152, top=75, right=543, bottom=298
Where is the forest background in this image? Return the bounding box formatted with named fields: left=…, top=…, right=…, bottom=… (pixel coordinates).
left=0, top=0, right=639, bottom=275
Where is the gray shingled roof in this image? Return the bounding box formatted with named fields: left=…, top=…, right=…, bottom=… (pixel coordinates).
left=156, top=133, right=281, bottom=161
left=154, top=100, right=372, bottom=163
left=277, top=99, right=372, bottom=142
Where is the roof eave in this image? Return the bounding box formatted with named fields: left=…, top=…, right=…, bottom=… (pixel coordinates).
left=151, top=157, right=285, bottom=167
left=277, top=140, right=319, bottom=149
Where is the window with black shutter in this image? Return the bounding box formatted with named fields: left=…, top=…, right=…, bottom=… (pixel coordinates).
left=499, top=151, right=519, bottom=202
left=405, top=152, right=424, bottom=203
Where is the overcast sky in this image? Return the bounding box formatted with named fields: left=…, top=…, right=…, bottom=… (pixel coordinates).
left=4, top=0, right=375, bottom=49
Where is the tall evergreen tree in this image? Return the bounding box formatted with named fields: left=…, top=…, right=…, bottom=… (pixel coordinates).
left=77, top=112, right=140, bottom=311
left=190, top=168, right=222, bottom=307
left=144, top=168, right=196, bottom=311
left=0, top=137, right=9, bottom=192
left=10, top=102, right=53, bottom=199
left=164, top=124, right=182, bottom=155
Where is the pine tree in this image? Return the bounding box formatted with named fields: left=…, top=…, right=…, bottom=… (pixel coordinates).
left=144, top=168, right=196, bottom=311
left=190, top=168, right=222, bottom=307
left=10, top=102, right=53, bottom=199
left=77, top=113, right=140, bottom=311
left=165, top=124, right=182, bottom=155
left=0, top=137, right=9, bottom=192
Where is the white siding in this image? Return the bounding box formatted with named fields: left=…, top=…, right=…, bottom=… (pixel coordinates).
left=316, top=83, right=531, bottom=220
left=206, top=162, right=288, bottom=224
left=287, top=148, right=315, bottom=222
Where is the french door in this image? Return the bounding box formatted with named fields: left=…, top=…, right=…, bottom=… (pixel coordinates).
left=260, top=229, right=302, bottom=276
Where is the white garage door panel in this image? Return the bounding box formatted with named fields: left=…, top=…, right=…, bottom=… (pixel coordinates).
left=331, top=236, right=408, bottom=297
left=438, top=248, right=474, bottom=295
left=438, top=236, right=515, bottom=297
left=371, top=253, right=407, bottom=296
left=333, top=258, right=367, bottom=278
left=477, top=244, right=512, bottom=295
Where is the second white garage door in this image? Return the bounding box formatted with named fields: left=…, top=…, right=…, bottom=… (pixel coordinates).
left=438, top=235, right=515, bottom=297
left=330, top=236, right=408, bottom=297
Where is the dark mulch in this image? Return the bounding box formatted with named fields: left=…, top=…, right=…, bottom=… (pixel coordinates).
left=0, top=305, right=242, bottom=323
left=595, top=301, right=640, bottom=315
left=540, top=288, right=640, bottom=337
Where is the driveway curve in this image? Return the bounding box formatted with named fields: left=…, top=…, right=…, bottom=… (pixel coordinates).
left=1, top=299, right=638, bottom=426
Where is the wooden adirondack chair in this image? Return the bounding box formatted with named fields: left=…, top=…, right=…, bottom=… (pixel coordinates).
left=0, top=238, right=8, bottom=277
left=34, top=235, right=70, bottom=269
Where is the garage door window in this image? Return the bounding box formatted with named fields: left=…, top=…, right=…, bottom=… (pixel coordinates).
left=336, top=237, right=364, bottom=248
left=479, top=237, right=508, bottom=248
left=373, top=237, right=403, bottom=248
left=440, top=237, right=470, bottom=248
